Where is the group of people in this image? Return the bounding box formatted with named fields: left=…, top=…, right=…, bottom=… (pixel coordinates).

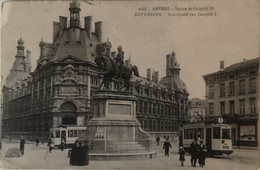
left=189, top=139, right=207, bottom=167
left=158, top=136, right=207, bottom=167
left=70, top=140, right=89, bottom=166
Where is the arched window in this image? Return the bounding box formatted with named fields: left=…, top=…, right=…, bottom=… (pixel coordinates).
left=60, top=102, right=77, bottom=112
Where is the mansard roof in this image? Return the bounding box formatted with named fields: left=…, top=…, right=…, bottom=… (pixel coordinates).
left=49, top=30, right=100, bottom=63
left=203, top=57, right=259, bottom=78
left=160, top=76, right=188, bottom=94
left=131, top=75, right=168, bottom=90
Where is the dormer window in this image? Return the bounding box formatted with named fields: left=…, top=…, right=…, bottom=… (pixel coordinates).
left=149, top=89, right=153, bottom=98
left=165, top=93, right=168, bottom=101
left=65, top=41, right=70, bottom=46
left=157, top=91, right=161, bottom=99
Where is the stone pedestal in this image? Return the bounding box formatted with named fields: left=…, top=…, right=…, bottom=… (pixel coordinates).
left=79, top=90, right=155, bottom=159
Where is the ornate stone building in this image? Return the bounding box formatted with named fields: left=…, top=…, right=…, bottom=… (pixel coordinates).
left=203, top=58, right=259, bottom=146
left=2, top=1, right=189, bottom=141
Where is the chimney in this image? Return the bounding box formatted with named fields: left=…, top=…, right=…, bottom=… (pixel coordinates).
left=84, top=16, right=92, bottom=40
left=220, top=61, right=224, bottom=69
left=26, top=50, right=31, bottom=63
left=53, top=22, right=60, bottom=43
left=166, top=54, right=171, bottom=76
left=155, top=71, right=159, bottom=84
left=95, top=21, right=102, bottom=42
left=147, top=68, right=152, bottom=81
left=59, top=16, right=67, bottom=37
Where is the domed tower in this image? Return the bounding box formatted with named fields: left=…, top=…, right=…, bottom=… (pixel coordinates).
left=69, top=0, right=81, bottom=28
left=13, top=37, right=26, bottom=71
left=16, top=37, right=25, bottom=57
left=169, top=50, right=181, bottom=77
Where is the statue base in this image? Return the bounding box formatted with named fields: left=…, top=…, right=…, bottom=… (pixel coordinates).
left=79, top=91, right=156, bottom=160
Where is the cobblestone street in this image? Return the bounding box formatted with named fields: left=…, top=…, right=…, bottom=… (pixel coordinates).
left=0, top=140, right=257, bottom=170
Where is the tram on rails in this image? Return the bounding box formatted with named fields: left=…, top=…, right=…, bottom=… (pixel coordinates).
left=50, top=126, right=87, bottom=147
left=179, top=122, right=233, bottom=156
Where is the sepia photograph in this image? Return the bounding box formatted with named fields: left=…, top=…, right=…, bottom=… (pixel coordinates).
left=0, top=0, right=259, bottom=169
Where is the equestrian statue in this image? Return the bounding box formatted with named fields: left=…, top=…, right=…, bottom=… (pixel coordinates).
left=95, top=45, right=139, bottom=91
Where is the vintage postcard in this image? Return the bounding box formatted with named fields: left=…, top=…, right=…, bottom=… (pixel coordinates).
left=0, top=0, right=259, bottom=169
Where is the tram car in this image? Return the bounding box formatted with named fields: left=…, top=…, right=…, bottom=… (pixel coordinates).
left=179, top=122, right=233, bottom=156
left=50, top=126, right=87, bottom=147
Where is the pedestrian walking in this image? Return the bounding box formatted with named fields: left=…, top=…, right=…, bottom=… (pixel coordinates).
left=61, top=138, right=65, bottom=151
left=41, top=137, right=45, bottom=145
left=179, top=146, right=186, bottom=166
left=156, top=135, right=160, bottom=145
left=163, top=138, right=172, bottom=157
left=48, top=139, right=54, bottom=153
left=20, top=137, right=25, bottom=155
left=198, top=140, right=207, bottom=167
left=189, top=139, right=199, bottom=167
left=35, top=137, right=39, bottom=147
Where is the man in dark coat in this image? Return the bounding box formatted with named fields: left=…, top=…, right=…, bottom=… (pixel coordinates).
left=198, top=140, right=207, bottom=167
left=163, top=138, right=172, bottom=157
left=190, top=139, right=199, bottom=167
left=156, top=136, right=160, bottom=145
left=35, top=137, right=39, bottom=147
left=20, top=137, right=25, bottom=155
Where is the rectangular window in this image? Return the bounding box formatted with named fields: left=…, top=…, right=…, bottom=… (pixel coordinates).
left=229, top=100, right=234, bottom=115
left=144, top=120, right=147, bottom=131
left=149, top=120, right=153, bottom=131
left=161, top=121, right=164, bottom=131
left=220, top=101, right=225, bottom=115
left=209, top=85, right=214, bottom=98
left=249, top=78, right=256, bottom=93
left=229, top=82, right=235, bottom=96
left=222, top=129, right=231, bottom=139
left=55, top=130, right=60, bottom=138
left=213, top=127, right=220, bottom=139
left=73, top=130, right=78, bottom=137
left=209, top=103, right=214, bottom=115
left=184, top=129, right=189, bottom=139
left=140, top=87, right=144, bottom=96
left=220, top=83, right=225, bottom=97
left=144, top=102, right=147, bottom=114
left=197, top=128, right=204, bottom=139
left=68, top=130, right=73, bottom=138
left=149, top=89, right=153, bottom=98
left=240, top=99, right=245, bottom=114
left=250, top=98, right=256, bottom=114
left=239, top=80, right=245, bottom=94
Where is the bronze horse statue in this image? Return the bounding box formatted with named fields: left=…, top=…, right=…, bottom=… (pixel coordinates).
left=94, top=55, right=139, bottom=90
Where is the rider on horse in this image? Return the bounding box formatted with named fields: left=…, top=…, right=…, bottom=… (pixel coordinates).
left=114, top=46, right=124, bottom=78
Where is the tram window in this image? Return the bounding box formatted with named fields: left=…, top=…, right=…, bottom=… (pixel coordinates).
left=68, top=130, right=73, bottom=138
left=222, top=129, right=231, bottom=139
left=73, top=130, right=78, bottom=137
left=56, top=130, right=60, bottom=138
left=213, top=127, right=220, bottom=139
left=184, top=129, right=189, bottom=139
left=190, top=129, right=194, bottom=139
left=50, top=131, right=54, bottom=138
left=197, top=128, right=204, bottom=139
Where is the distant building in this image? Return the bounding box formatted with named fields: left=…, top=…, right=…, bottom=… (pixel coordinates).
left=2, top=1, right=189, bottom=141
left=203, top=58, right=259, bottom=146
left=187, top=98, right=206, bottom=122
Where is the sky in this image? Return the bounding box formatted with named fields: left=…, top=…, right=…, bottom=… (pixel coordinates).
left=1, top=0, right=259, bottom=99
